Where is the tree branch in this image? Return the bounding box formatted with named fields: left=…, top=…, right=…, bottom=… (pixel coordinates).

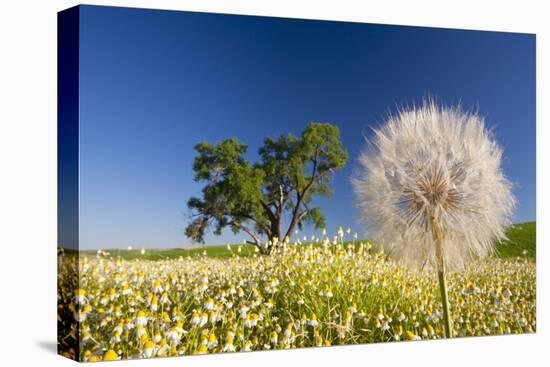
left=260, top=200, right=276, bottom=222
left=228, top=220, right=262, bottom=247
left=284, top=146, right=320, bottom=239
left=242, top=214, right=271, bottom=235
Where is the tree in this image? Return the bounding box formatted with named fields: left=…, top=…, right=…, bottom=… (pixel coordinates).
left=185, top=123, right=348, bottom=254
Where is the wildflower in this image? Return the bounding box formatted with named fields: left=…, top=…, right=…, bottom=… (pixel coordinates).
left=74, top=288, right=87, bottom=305
left=208, top=333, right=218, bottom=349
left=284, top=323, right=293, bottom=338
left=124, top=318, right=135, bottom=330
left=144, top=340, right=155, bottom=358
left=166, top=327, right=181, bottom=345
left=191, top=310, right=200, bottom=325
left=136, top=325, right=147, bottom=339
left=308, top=313, right=319, bottom=327
left=204, top=298, right=215, bottom=310
left=337, top=324, right=347, bottom=339
left=122, top=284, right=132, bottom=296
left=135, top=311, right=148, bottom=326
left=242, top=341, right=252, bottom=352
left=153, top=281, right=163, bottom=293
left=150, top=296, right=159, bottom=311
left=103, top=349, right=119, bottom=361
left=405, top=331, right=421, bottom=341
left=270, top=331, right=278, bottom=345
left=244, top=313, right=258, bottom=328
left=76, top=304, right=92, bottom=322
left=197, top=345, right=208, bottom=355
left=112, top=322, right=123, bottom=337
left=354, top=100, right=514, bottom=269
left=354, top=100, right=515, bottom=338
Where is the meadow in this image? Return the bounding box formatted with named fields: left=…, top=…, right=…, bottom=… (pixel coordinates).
left=58, top=222, right=536, bottom=361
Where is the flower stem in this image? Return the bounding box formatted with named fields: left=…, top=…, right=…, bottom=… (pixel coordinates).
left=431, top=217, right=453, bottom=338
left=436, top=265, right=452, bottom=338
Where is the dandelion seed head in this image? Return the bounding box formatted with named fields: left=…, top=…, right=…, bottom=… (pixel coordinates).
left=353, top=100, right=515, bottom=269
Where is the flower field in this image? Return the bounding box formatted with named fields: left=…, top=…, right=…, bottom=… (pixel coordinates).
left=57, top=233, right=535, bottom=362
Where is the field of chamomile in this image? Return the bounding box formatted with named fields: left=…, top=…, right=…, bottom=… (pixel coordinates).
left=57, top=223, right=536, bottom=362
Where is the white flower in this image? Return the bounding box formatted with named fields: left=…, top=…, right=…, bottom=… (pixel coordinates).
left=135, top=312, right=148, bottom=326
left=199, top=313, right=209, bottom=326
left=191, top=312, right=201, bottom=325
left=308, top=318, right=319, bottom=327
left=166, top=328, right=180, bottom=344
left=136, top=326, right=147, bottom=337
left=143, top=343, right=155, bottom=358
left=204, top=298, right=215, bottom=310
left=354, top=100, right=514, bottom=269
left=223, top=343, right=235, bottom=352
left=74, top=289, right=87, bottom=305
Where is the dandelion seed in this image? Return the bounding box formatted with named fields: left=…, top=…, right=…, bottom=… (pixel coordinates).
left=354, top=100, right=515, bottom=338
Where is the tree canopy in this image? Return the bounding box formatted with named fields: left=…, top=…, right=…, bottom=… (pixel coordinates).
left=185, top=122, right=348, bottom=253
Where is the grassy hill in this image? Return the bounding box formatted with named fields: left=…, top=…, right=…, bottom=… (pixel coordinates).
left=493, top=221, right=536, bottom=259
left=80, top=244, right=257, bottom=260
left=79, top=222, right=535, bottom=261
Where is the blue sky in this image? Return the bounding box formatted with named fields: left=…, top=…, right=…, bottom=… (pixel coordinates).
left=76, top=5, right=535, bottom=249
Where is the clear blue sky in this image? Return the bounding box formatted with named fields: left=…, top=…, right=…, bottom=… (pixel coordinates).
left=76, top=5, right=535, bottom=249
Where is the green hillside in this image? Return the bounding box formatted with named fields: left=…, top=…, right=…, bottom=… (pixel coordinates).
left=80, top=244, right=256, bottom=260
left=493, top=221, right=536, bottom=259
left=78, top=222, right=535, bottom=261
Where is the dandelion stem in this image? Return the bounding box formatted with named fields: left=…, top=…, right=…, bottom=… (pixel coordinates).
left=431, top=216, right=453, bottom=338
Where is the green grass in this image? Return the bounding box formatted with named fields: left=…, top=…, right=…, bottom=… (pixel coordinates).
left=493, top=221, right=536, bottom=259
left=80, top=244, right=257, bottom=260
left=79, top=221, right=535, bottom=261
